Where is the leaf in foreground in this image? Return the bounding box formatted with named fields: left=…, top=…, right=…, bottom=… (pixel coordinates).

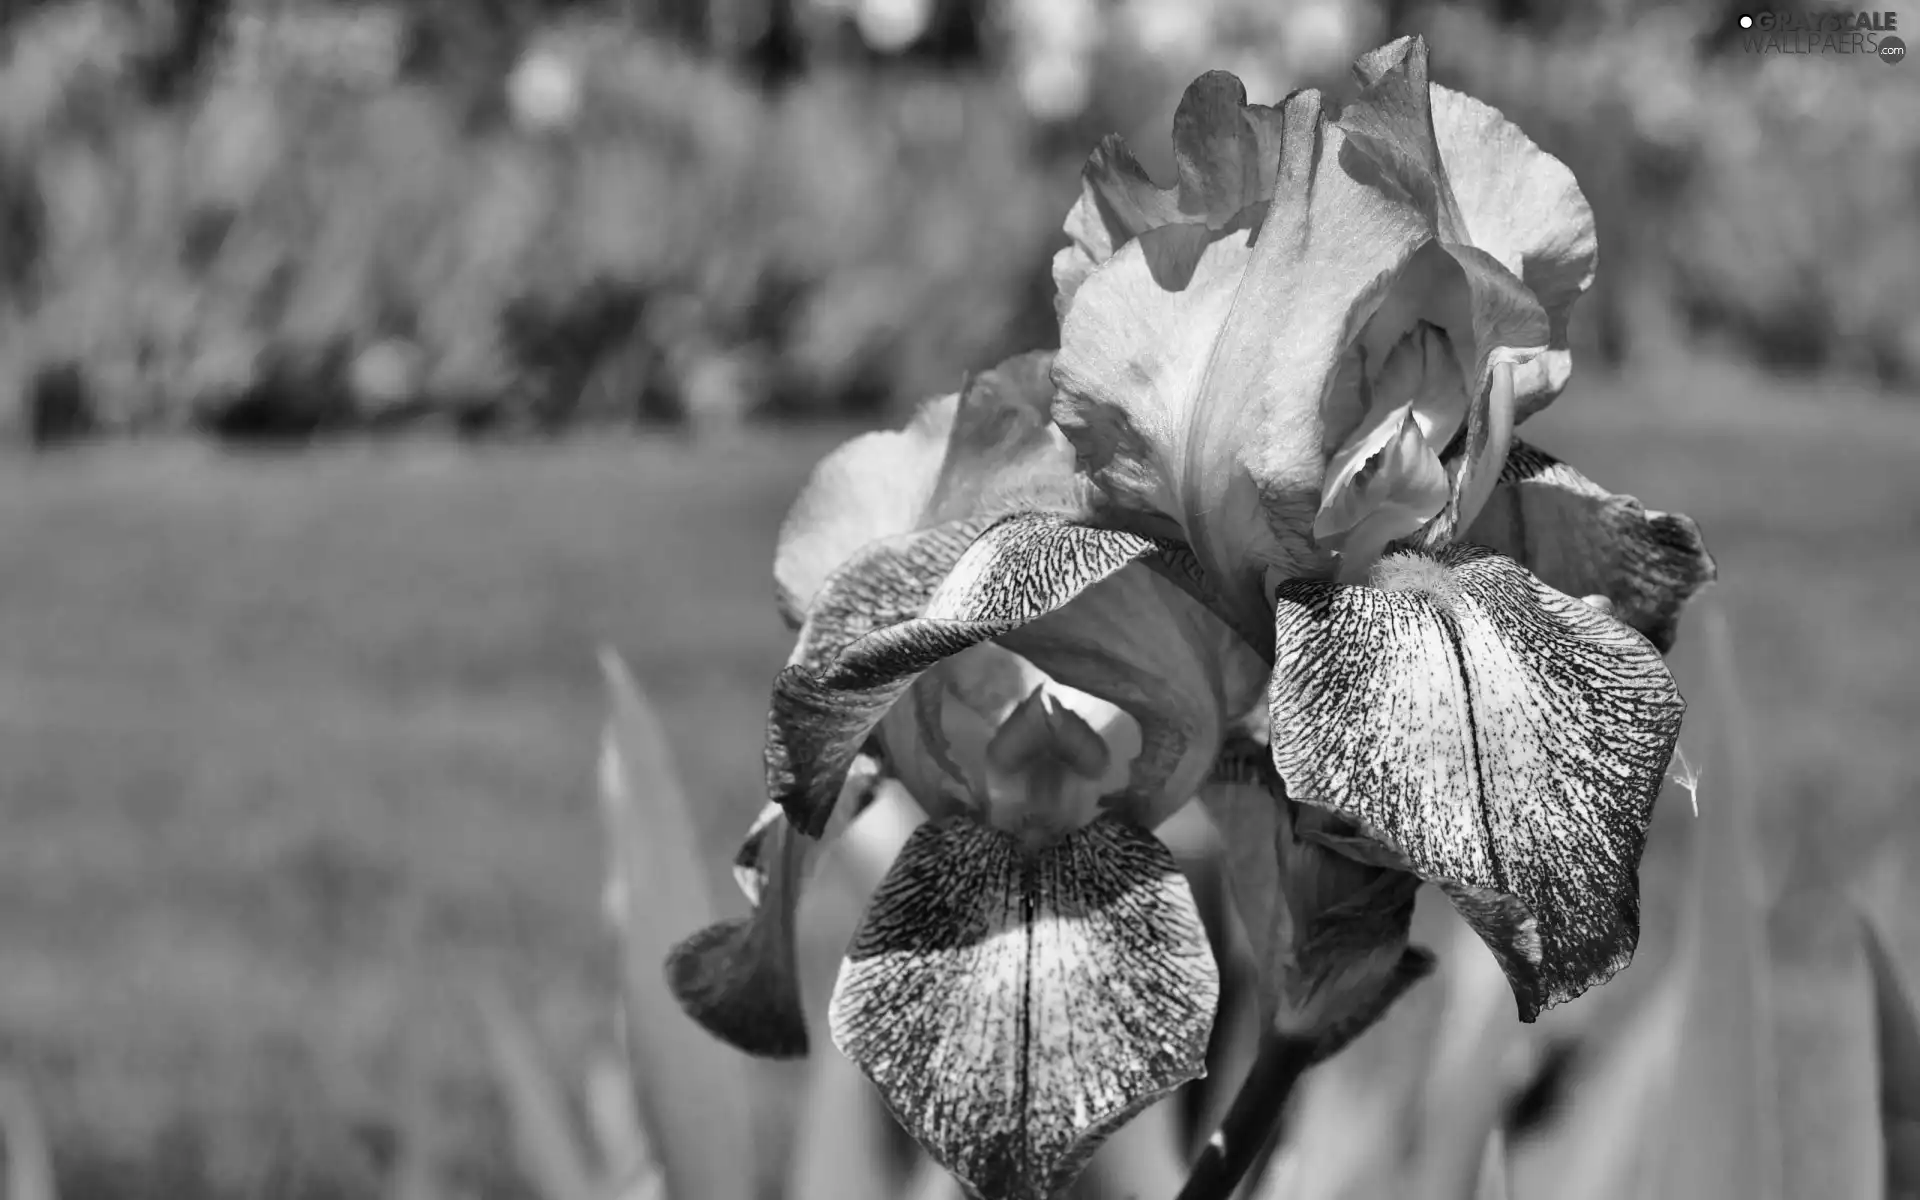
left=1643, top=608, right=1784, bottom=1200
left=1861, top=907, right=1920, bottom=1195
left=599, top=647, right=758, bottom=1200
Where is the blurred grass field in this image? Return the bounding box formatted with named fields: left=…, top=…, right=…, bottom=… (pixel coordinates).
left=2, top=354, right=1918, bottom=1196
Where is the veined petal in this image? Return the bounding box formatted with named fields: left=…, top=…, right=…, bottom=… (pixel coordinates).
left=769, top=513, right=1177, bottom=836
left=829, top=816, right=1217, bottom=1200
left=1267, top=544, right=1686, bottom=1019
left=1464, top=442, right=1717, bottom=654
left=666, top=762, right=882, bottom=1058
left=1054, top=39, right=1567, bottom=624
left=774, top=350, right=1068, bottom=626
left=1054, top=72, right=1291, bottom=318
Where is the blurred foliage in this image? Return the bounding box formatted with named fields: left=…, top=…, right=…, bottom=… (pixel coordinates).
left=0, top=0, right=1916, bottom=442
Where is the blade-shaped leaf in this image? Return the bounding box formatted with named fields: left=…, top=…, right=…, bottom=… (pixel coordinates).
left=1472, top=1126, right=1510, bottom=1200
left=1512, top=961, right=1684, bottom=1200
left=598, top=647, right=758, bottom=1200
left=1644, top=607, right=1784, bottom=1200
left=1768, top=856, right=1879, bottom=1200
left=1410, top=916, right=1523, bottom=1200
left=0, top=1075, right=57, bottom=1200
left=1862, top=908, right=1920, bottom=1195
left=583, top=1056, right=662, bottom=1200
left=475, top=986, right=599, bottom=1200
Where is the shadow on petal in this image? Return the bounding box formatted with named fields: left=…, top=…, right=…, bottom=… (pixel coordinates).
left=829, top=816, right=1217, bottom=1200
left=1053, top=71, right=1292, bottom=318
left=774, top=349, right=1069, bottom=628
left=1268, top=544, right=1686, bottom=1020
left=769, top=514, right=1177, bottom=835
left=995, top=563, right=1268, bottom=829
left=1465, top=441, right=1717, bottom=654
left=665, top=762, right=883, bottom=1060
left=1198, top=742, right=1433, bottom=1051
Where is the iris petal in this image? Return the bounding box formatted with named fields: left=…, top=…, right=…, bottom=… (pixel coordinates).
left=1429, top=89, right=1598, bottom=421
left=769, top=514, right=1176, bottom=835
left=665, top=760, right=881, bottom=1059
left=1199, top=744, right=1433, bottom=1049
left=1267, top=544, right=1686, bottom=1019
left=1464, top=441, right=1717, bottom=654
left=774, top=349, right=1070, bottom=627
left=995, top=563, right=1269, bottom=829
left=1054, top=38, right=1575, bottom=625
left=829, top=816, right=1217, bottom=1200
left=1056, top=83, right=1409, bottom=629
left=1054, top=72, right=1292, bottom=318
left=665, top=807, right=813, bottom=1059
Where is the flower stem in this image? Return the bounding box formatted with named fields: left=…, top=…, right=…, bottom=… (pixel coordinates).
left=1174, top=1032, right=1318, bottom=1200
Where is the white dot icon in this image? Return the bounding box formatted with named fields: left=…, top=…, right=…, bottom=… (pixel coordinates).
left=1740, top=14, right=1753, bottom=27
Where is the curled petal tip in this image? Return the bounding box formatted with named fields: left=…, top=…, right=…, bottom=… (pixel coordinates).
left=665, top=918, right=810, bottom=1059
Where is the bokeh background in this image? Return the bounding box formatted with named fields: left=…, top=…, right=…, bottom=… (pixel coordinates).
left=1, top=0, right=1917, bottom=1196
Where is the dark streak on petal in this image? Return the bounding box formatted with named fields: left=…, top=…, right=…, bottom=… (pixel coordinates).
left=1269, top=544, right=1686, bottom=1020
left=769, top=514, right=1176, bottom=836
left=829, top=817, right=1218, bottom=1200
left=1466, top=441, right=1717, bottom=654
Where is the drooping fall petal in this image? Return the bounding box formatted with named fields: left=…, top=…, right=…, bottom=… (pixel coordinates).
left=1267, top=544, right=1686, bottom=1019
left=666, top=760, right=882, bottom=1059
left=829, top=816, right=1217, bottom=1200
left=1464, top=441, right=1716, bottom=654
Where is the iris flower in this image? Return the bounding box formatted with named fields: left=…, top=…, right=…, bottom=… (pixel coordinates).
left=1051, top=35, right=1714, bottom=1021
left=665, top=34, right=1716, bottom=1200
left=671, top=351, right=1269, bottom=1199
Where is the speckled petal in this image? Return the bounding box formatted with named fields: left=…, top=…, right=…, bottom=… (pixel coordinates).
left=666, top=764, right=881, bottom=1059
left=1267, top=544, right=1686, bottom=1019
left=1464, top=441, right=1717, bottom=654
left=769, top=514, right=1178, bottom=836
left=829, top=816, right=1217, bottom=1200
left=665, top=808, right=813, bottom=1058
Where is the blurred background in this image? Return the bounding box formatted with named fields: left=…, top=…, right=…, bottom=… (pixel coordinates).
left=0, top=0, right=1917, bottom=1196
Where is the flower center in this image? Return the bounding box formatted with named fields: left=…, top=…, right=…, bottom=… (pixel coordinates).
left=888, top=645, right=1142, bottom=849
left=1314, top=320, right=1468, bottom=580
